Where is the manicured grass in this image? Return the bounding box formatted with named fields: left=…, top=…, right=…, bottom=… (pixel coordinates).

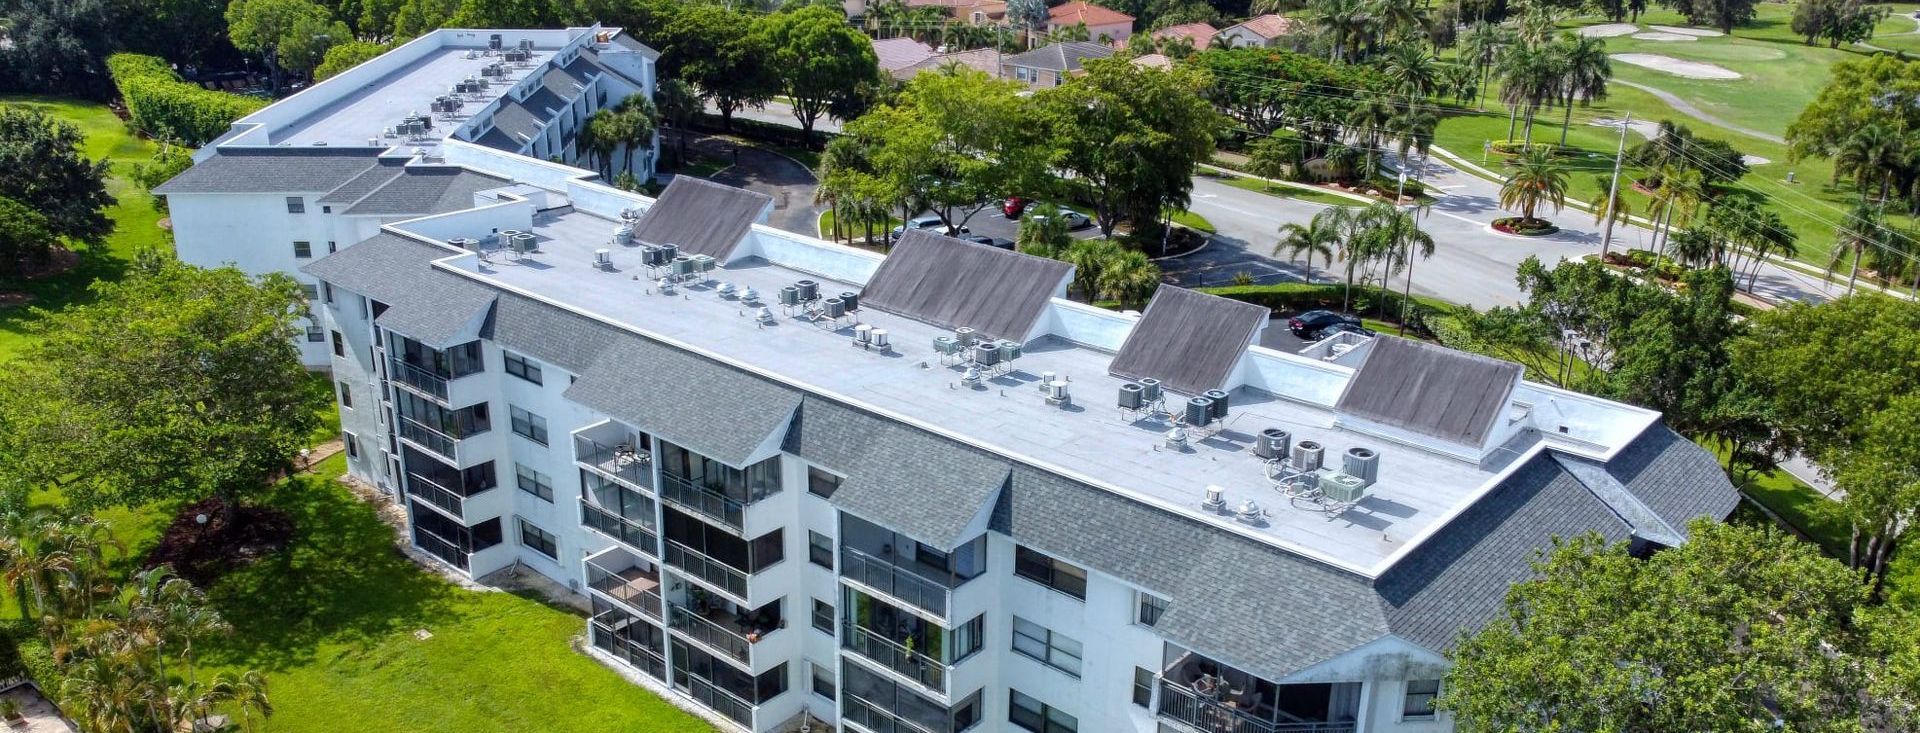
left=1727, top=459, right=1850, bottom=558
left=0, top=96, right=168, bottom=361
left=1165, top=207, right=1216, bottom=234
left=1214, top=174, right=1369, bottom=207
left=184, top=455, right=713, bottom=733
left=817, top=209, right=902, bottom=242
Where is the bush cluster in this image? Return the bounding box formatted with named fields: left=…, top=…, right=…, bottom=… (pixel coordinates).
left=1200, top=283, right=1450, bottom=337
left=107, top=54, right=265, bottom=146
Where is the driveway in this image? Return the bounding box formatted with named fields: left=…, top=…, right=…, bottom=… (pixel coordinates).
left=683, top=134, right=824, bottom=236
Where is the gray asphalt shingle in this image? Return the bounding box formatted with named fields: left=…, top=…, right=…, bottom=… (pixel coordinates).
left=563, top=338, right=802, bottom=467
left=300, top=233, right=496, bottom=346
left=153, top=148, right=382, bottom=195
left=341, top=167, right=511, bottom=216
left=1604, top=424, right=1741, bottom=530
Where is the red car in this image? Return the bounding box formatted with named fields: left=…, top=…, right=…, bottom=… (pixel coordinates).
left=1002, top=196, right=1028, bottom=218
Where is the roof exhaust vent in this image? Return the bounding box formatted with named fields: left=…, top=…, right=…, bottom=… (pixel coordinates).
left=1201, top=485, right=1226, bottom=512
left=1164, top=428, right=1189, bottom=451
left=1045, top=378, right=1071, bottom=406
left=1233, top=500, right=1267, bottom=525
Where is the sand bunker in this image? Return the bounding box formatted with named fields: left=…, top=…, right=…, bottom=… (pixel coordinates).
left=1632, top=31, right=1698, bottom=41
left=1612, top=53, right=1742, bottom=80
left=1589, top=117, right=1664, bottom=140
left=1743, top=154, right=1771, bottom=165
left=1580, top=23, right=1640, bottom=38
left=1648, top=25, right=1722, bottom=36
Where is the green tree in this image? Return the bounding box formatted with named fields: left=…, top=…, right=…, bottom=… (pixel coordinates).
left=1787, top=56, right=1920, bottom=164
left=1017, top=210, right=1073, bottom=259
left=1827, top=197, right=1886, bottom=296
left=391, top=0, right=457, bottom=38
left=447, top=0, right=561, bottom=27
left=1273, top=209, right=1346, bottom=281
left=313, top=40, right=388, bottom=80
left=1656, top=0, right=1759, bottom=32
left=1098, top=248, right=1162, bottom=308
left=1497, top=148, right=1568, bottom=225
left=664, top=4, right=777, bottom=131
left=0, top=107, right=114, bottom=244
left=755, top=6, right=880, bottom=145
left=1442, top=521, right=1875, bottom=733
left=1791, top=0, right=1885, bottom=47
left=1606, top=266, right=1742, bottom=436
left=0, top=256, right=317, bottom=512
left=1036, top=58, right=1221, bottom=237
left=1827, top=394, right=1920, bottom=597
left=0, top=0, right=118, bottom=98
left=1244, top=136, right=1303, bottom=183
left=0, top=197, right=59, bottom=277
left=1063, top=238, right=1123, bottom=301
left=226, top=0, right=346, bottom=91
left=1551, top=34, right=1610, bottom=147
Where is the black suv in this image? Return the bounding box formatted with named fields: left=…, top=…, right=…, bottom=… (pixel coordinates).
left=1288, top=310, right=1361, bottom=339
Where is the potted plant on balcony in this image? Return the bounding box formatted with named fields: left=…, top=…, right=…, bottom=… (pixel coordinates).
left=1, top=697, right=23, bottom=726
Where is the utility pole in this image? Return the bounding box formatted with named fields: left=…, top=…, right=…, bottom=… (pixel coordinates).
left=1598, top=112, right=1630, bottom=262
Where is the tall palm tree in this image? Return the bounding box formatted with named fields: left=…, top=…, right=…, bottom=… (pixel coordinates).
left=1348, top=94, right=1396, bottom=176
left=613, top=96, right=659, bottom=175
left=1649, top=166, right=1705, bottom=268
left=1554, top=34, right=1610, bottom=147
left=1587, top=174, right=1632, bottom=258
left=1498, top=149, right=1570, bottom=224
left=1063, top=238, right=1121, bottom=301
left=1495, top=45, right=1558, bottom=145
left=1366, top=0, right=1426, bottom=44
left=1274, top=212, right=1345, bottom=281
left=1459, top=22, right=1507, bottom=110
left=1358, top=203, right=1436, bottom=327
left=1668, top=226, right=1718, bottom=268
left=1389, top=102, right=1437, bottom=161
left=1740, top=208, right=1797, bottom=292
left=1305, top=0, right=1368, bottom=62
left=1380, top=44, right=1438, bottom=99
left=1829, top=198, right=1886, bottom=296
left=1099, top=249, right=1162, bottom=308
left=1835, top=124, right=1902, bottom=200
left=1439, top=63, right=1479, bottom=107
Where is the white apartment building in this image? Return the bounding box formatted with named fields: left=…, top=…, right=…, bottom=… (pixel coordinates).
left=284, top=144, right=1735, bottom=733
left=155, top=27, right=658, bottom=366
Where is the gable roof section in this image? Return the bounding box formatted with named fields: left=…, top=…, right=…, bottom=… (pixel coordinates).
left=1228, top=13, right=1297, bottom=38
left=1151, top=21, right=1218, bottom=46
left=317, top=161, right=406, bottom=204
left=300, top=232, right=496, bottom=345
left=486, top=291, right=627, bottom=374
left=787, top=396, right=1011, bottom=548
left=609, top=32, right=661, bottom=58
left=898, top=47, right=1003, bottom=80
left=1335, top=336, right=1522, bottom=448
left=993, top=465, right=1390, bottom=681
left=1002, top=41, right=1114, bottom=72
left=860, top=229, right=1073, bottom=343
left=1047, top=1, right=1135, bottom=26
left=1601, top=424, right=1741, bottom=529
left=1373, top=452, right=1633, bottom=652
left=1108, top=285, right=1267, bottom=396
left=341, top=167, right=510, bottom=216
left=153, top=148, right=382, bottom=195
left=873, top=38, right=939, bottom=71
left=628, top=177, right=773, bottom=260
left=563, top=338, right=802, bottom=467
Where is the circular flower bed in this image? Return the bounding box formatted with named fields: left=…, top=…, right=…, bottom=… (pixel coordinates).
left=1492, top=217, right=1560, bottom=236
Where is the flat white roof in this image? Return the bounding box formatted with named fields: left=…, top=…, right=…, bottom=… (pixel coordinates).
left=269, top=45, right=553, bottom=148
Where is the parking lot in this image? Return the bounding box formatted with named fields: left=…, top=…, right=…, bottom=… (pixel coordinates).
left=898, top=203, right=1103, bottom=247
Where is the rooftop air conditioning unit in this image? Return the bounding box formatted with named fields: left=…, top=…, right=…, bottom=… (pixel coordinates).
left=1343, top=447, right=1379, bottom=487
left=1318, top=470, right=1368, bottom=504
left=1204, top=389, right=1230, bottom=421
left=1292, top=441, right=1324, bottom=472
left=510, top=232, right=537, bottom=253
left=1254, top=428, right=1290, bottom=460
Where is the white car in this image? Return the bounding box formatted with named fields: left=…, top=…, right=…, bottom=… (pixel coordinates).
left=888, top=214, right=969, bottom=241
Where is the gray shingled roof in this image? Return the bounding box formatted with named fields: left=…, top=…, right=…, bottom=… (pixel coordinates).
left=1374, top=452, right=1634, bottom=652
left=300, top=233, right=497, bottom=346
left=341, top=167, right=510, bottom=216
left=1602, top=424, right=1741, bottom=530
left=859, top=230, right=1073, bottom=343
left=317, top=162, right=406, bottom=204
left=563, top=338, right=802, bottom=467
left=993, top=466, right=1392, bottom=681
left=1336, top=337, right=1523, bottom=448
left=786, top=396, right=1010, bottom=548
left=628, top=177, right=773, bottom=260
left=1109, top=286, right=1267, bottom=396
left=609, top=33, right=661, bottom=58
left=153, top=148, right=382, bottom=195
left=540, top=63, right=592, bottom=102
left=1002, top=41, right=1115, bottom=72
left=487, top=291, right=628, bottom=374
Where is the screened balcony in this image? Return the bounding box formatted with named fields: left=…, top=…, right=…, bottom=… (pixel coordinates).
left=573, top=420, right=653, bottom=490
left=590, top=596, right=666, bottom=681
left=387, top=335, right=482, bottom=402
left=671, top=641, right=787, bottom=729
left=840, top=660, right=984, bottom=733
left=394, top=391, right=489, bottom=464
left=580, top=470, right=659, bottom=555
left=408, top=503, right=501, bottom=572
left=585, top=546, right=662, bottom=619
left=841, top=587, right=983, bottom=695
left=838, top=514, right=986, bottom=618
left=657, top=441, right=780, bottom=533
left=1159, top=648, right=1361, bottom=733
left=665, top=590, right=784, bottom=667
left=662, top=506, right=783, bottom=603
left=402, top=448, right=497, bottom=520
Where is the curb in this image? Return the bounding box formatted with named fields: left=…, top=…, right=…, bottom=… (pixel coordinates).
left=1198, top=163, right=1375, bottom=205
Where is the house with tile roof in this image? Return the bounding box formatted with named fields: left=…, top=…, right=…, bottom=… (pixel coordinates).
left=1000, top=40, right=1115, bottom=88
left=1149, top=21, right=1218, bottom=50
left=1219, top=13, right=1302, bottom=47
left=1046, top=0, right=1136, bottom=43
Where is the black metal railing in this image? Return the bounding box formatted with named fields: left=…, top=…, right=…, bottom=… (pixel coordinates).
left=387, top=358, right=451, bottom=400
left=408, top=472, right=466, bottom=518
left=843, top=624, right=945, bottom=693
left=590, top=618, right=667, bottom=681
left=842, top=694, right=941, bottom=733
left=658, top=473, right=747, bottom=532
left=586, top=559, right=662, bottom=619
left=680, top=674, right=754, bottom=728
left=840, top=547, right=951, bottom=617
left=581, top=501, right=658, bottom=556
left=1158, top=680, right=1357, bottom=733
left=397, top=416, right=459, bottom=462
left=576, top=434, right=651, bottom=488
left=663, top=540, right=749, bottom=600
left=413, top=527, right=469, bottom=571
left=668, top=604, right=754, bottom=665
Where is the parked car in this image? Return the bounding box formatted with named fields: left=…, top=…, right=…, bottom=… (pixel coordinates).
left=961, top=234, right=1016, bottom=251
left=1319, top=321, right=1375, bottom=339
left=1003, top=197, right=1029, bottom=218
left=1288, top=310, right=1361, bottom=339
left=1029, top=206, right=1093, bottom=231
left=888, top=214, right=968, bottom=242
left=987, top=237, right=1016, bottom=250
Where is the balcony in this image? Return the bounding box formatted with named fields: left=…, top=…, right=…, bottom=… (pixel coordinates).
left=388, top=357, right=451, bottom=401
left=590, top=606, right=666, bottom=681
left=664, top=540, right=749, bottom=601
left=1158, top=681, right=1357, bottom=733
left=575, top=432, right=652, bottom=490
left=843, top=694, right=940, bottom=733
left=659, top=473, right=746, bottom=532
left=412, top=524, right=469, bottom=571
left=397, top=416, right=460, bottom=462
left=668, top=599, right=783, bottom=667
left=1159, top=651, right=1361, bottom=733
left=581, top=499, right=658, bottom=556
left=840, top=547, right=955, bottom=618
left=585, top=548, right=662, bottom=619
left=843, top=624, right=945, bottom=693
left=678, top=674, right=754, bottom=729
left=407, top=472, right=468, bottom=518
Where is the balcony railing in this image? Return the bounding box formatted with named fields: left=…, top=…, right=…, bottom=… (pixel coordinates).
left=408, top=472, right=466, bottom=518
left=659, top=473, right=746, bottom=532
left=1158, top=681, right=1357, bottom=733
left=679, top=674, right=754, bottom=729
left=413, top=526, right=469, bottom=571
left=576, top=435, right=652, bottom=489
left=590, top=617, right=666, bottom=681
left=387, top=358, right=451, bottom=401
left=397, top=416, right=459, bottom=462
left=843, top=624, right=945, bottom=693
left=840, top=547, right=951, bottom=617
left=663, top=540, right=749, bottom=601
left=587, top=559, right=662, bottom=619
left=668, top=604, right=755, bottom=665
left=581, top=501, right=658, bottom=556
left=842, top=694, right=941, bottom=733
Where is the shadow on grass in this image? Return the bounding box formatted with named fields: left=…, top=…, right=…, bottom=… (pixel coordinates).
left=200, top=468, right=457, bottom=672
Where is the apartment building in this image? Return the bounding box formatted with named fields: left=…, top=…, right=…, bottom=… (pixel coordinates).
left=297, top=131, right=1738, bottom=733
left=155, top=26, right=658, bottom=366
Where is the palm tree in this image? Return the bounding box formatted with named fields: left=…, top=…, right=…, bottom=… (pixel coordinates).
left=1649, top=166, right=1705, bottom=269
left=613, top=96, right=659, bottom=175
left=1305, top=0, right=1368, bottom=62
left=1439, top=63, right=1479, bottom=107
left=0, top=510, right=74, bottom=627
left=654, top=78, right=700, bottom=166
left=1380, top=44, right=1438, bottom=100
left=1063, top=239, right=1121, bottom=301
left=64, top=655, right=145, bottom=733
left=1358, top=203, right=1436, bottom=327
left=1554, top=34, right=1610, bottom=147
left=1274, top=212, right=1345, bottom=281
left=1099, top=249, right=1162, bottom=308
left=1495, top=45, right=1557, bottom=145
left=1459, top=22, right=1507, bottom=110
left=1829, top=198, right=1887, bottom=295
left=225, top=670, right=273, bottom=733
left=1587, top=174, right=1632, bottom=259
left=1389, top=102, right=1437, bottom=161
left=1498, top=149, right=1570, bottom=224
left=1668, top=226, right=1718, bottom=268
left=1348, top=94, right=1396, bottom=176
left=1835, top=124, right=1902, bottom=200
left=1366, top=0, right=1426, bottom=44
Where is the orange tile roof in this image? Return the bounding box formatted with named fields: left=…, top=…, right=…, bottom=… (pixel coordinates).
left=1230, top=13, right=1298, bottom=38
left=1150, top=22, right=1217, bottom=46
left=1047, top=1, right=1135, bottom=27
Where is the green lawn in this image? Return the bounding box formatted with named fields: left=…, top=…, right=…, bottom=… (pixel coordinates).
left=817, top=209, right=903, bottom=242
left=1213, top=174, right=1369, bottom=207
left=1165, top=207, right=1216, bottom=234
left=0, top=96, right=168, bottom=361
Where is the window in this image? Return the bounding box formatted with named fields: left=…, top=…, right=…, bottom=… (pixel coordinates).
left=322, top=205, right=332, bottom=214
left=806, top=466, right=840, bottom=498
left=809, top=661, right=836, bottom=701
left=808, top=531, right=833, bottom=569
left=337, top=381, right=353, bottom=408
left=322, top=282, right=334, bottom=303
left=342, top=432, right=360, bottom=458
left=1132, top=667, right=1154, bottom=708
left=285, top=196, right=305, bottom=214
left=1011, top=616, right=1082, bottom=678
left=503, top=351, right=543, bottom=385
left=306, top=325, right=325, bottom=343
left=1137, top=592, right=1168, bottom=627
left=331, top=331, right=345, bottom=357
left=1014, top=545, right=1087, bottom=600
left=516, top=464, right=553, bottom=502
left=1008, top=690, right=1076, bottom=733
left=300, top=283, right=319, bottom=302
left=1403, top=679, right=1440, bottom=719
left=293, top=241, right=312, bottom=258
left=518, top=518, right=557, bottom=559
left=509, top=405, right=548, bottom=445
left=327, top=240, right=338, bottom=253
left=811, top=598, right=833, bottom=634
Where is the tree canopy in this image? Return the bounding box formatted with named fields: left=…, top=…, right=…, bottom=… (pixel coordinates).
left=661, top=3, right=777, bottom=129
left=1035, top=57, right=1221, bottom=237
left=0, top=106, right=115, bottom=244
left=226, top=0, right=349, bottom=89
left=754, top=5, right=880, bottom=143
left=1787, top=56, right=1920, bottom=163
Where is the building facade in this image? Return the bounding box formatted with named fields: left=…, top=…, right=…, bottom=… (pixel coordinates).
left=295, top=133, right=1739, bottom=733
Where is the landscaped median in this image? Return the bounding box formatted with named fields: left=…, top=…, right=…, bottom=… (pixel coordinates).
left=1199, top=282, right=1458, bottom=338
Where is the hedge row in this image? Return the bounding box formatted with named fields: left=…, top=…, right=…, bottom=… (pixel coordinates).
left=1198, top=282, right=1457, bottom=337
left=107, top=54, right=265, bottom=146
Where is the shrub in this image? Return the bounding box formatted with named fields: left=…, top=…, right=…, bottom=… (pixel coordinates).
left=107, top=54, right=265, bottom=145
left=1199, top=282, right=1454, bottom=337
left=1492, top=216, right=1559, bottom=236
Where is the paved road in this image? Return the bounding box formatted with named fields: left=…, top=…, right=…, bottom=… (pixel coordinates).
left=706, top=99, right=844, bottom=135
left=685, top=134, right=824, bottom=236
left=1611, top=80, right=1785, bottom=144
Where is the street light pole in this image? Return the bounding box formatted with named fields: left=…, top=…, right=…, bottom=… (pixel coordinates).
left=1598, top=112, right=1631, bottom=262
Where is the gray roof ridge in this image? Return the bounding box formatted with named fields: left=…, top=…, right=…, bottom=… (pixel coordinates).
left=1552, top=451, right=1686, bottom=546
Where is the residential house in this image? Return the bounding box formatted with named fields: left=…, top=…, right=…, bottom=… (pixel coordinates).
left=894, top=47, right=1007, bottom=81
left=1218, top=13, right=1300, bottom=47
left=1000, top=41, right=1114, bottom=89
left=873, top=37, right=939, bottom=78
left=1046, top=1, right=1135, bottom=44
left=1148, top=21, right=1217, bottom=52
